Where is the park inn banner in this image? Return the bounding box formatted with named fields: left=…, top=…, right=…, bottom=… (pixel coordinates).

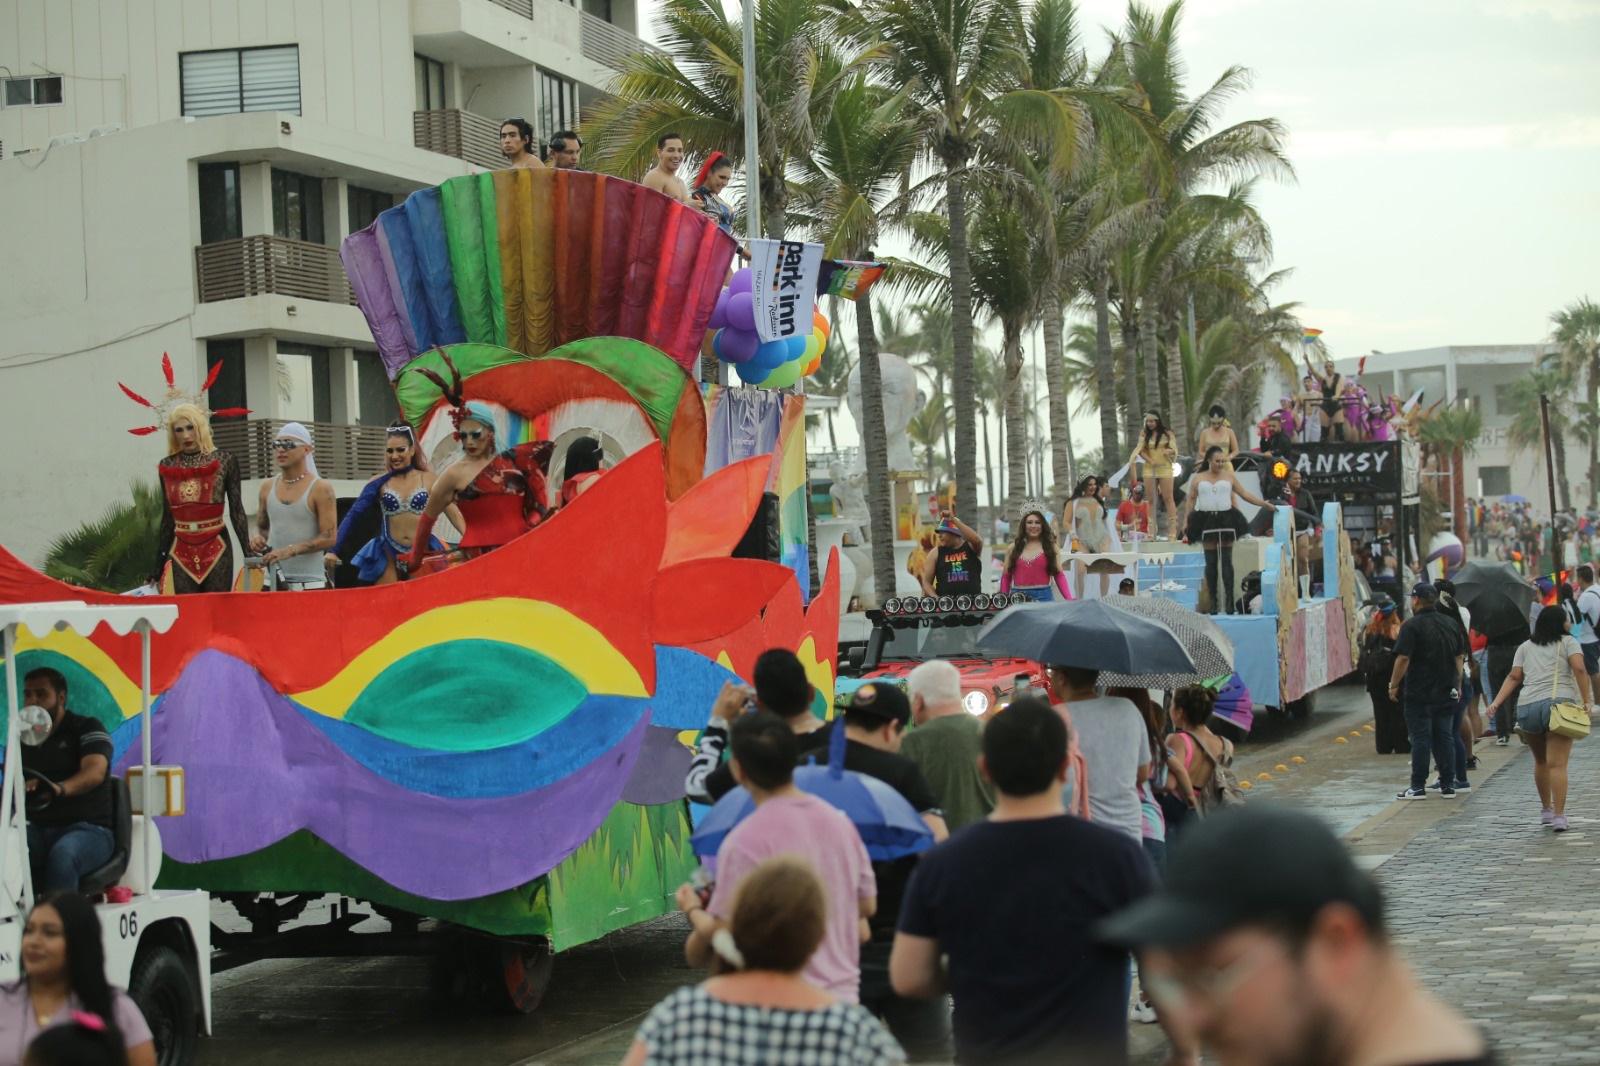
left=749, top=238, right=824, bottom=342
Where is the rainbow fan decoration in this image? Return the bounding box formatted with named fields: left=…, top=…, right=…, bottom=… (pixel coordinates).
left=341, top=170, right=738, bottom=377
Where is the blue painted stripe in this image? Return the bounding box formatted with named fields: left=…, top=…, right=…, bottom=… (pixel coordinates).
left=651, top=646, right=745, bottom=731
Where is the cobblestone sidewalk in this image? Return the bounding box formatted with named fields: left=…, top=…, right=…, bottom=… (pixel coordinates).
left=1375, top=735, right=1600, bottom=1065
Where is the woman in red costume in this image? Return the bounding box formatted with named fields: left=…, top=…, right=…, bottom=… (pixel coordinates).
left=404, top=358, right=552, bottom=574
left=151, top=403, right=251, bottom=594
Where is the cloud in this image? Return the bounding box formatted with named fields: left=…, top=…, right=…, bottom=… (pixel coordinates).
left=1291, top=117, right=1600, bottom=157
left=1478, top=0, right=1600, bottom=21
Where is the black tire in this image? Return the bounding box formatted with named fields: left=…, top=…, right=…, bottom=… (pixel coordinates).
left=494, top=939, right=554, bottom=1015
left=1287, top=692, right=1314, bottom=721
left=129, top=943, right=200, bottom=1066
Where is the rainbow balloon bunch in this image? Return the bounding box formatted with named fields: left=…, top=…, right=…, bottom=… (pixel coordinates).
left=702, top=268, right=830, bottom=388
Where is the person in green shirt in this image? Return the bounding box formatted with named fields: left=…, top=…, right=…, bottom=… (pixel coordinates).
left=902, top=660, right=995, bottom=832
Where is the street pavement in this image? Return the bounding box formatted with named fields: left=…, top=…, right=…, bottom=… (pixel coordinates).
left=195, top=683, right=1599, bottom=1064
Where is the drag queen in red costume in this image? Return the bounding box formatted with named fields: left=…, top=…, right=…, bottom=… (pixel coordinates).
left=121, top=354, right=251, bottom=594
left=150, top=403, right=251, bottom=593
left=404, top=358, right=552, bottom=574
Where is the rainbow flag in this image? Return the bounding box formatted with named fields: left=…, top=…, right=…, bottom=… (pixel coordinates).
left=817, top=259, right=889, bottom=302
left=769, top=394, right=810, bottom=601
left=1302, top=328, right=1324, bottom=342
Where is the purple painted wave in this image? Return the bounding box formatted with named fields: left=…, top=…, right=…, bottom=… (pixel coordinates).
left=119, top=649, right=647, bottom=901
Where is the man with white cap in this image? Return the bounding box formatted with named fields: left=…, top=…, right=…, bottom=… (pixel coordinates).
left=250, top=422, right=337, bottom=590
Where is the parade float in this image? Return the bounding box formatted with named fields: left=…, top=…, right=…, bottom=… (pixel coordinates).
left=0, top=168, right=841, bottom=1011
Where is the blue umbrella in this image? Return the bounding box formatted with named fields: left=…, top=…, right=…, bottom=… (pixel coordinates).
left=976, top=600, right=1198, bottom=675
left=690, top=725, right=934, bottom=861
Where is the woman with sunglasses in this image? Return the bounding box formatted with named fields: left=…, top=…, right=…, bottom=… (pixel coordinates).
left=1194, top=405, right=1239, bottom=471
left=324, top=423, right=465, bottom=586
left=405, top=403, right=554, bottom=573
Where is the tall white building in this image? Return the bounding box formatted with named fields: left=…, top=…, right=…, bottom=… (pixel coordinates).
left=0, top=0, right=658, bottom=564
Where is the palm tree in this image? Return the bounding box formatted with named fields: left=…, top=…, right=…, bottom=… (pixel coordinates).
left=1102, top=0, right=1292, bottom=446
left=907, top=398, right=953, bottom=489
left=1419, top=406, right=1482, bottom=538
left=796, top=75, right=923, bottom=603
left=809, top=328, right=855, bottom=451
left=44, top=482, right=165, bottom=592
left=860, top=0, right=1092, bottom=522
left=1505, top=365, right=1577, bottom=514
left=1551, top=298, right=1600, bottom=507
left=585, top=0, right=866, bottom=236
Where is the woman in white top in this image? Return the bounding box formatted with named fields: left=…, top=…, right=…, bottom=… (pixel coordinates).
left=1180, top=446, right=1267, bottom=615
left=1486, top=605, right=1593, bottom=832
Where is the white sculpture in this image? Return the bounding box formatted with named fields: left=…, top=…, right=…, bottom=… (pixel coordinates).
left=845, top=352, right=924, bottom=475
left=828, top=460, right=871, bottom=543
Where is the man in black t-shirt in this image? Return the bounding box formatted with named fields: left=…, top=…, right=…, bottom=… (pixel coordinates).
left=1388, top=583, right=1467, bottom=800
left=1100, top=807, right=1496, bottom=1066
left=20, top=668, right=116, bottom=892
left=920, top=513, right=984, bottom=598
left=797, top=682, right=951, bottom=1058
left=891, top=698, right=1153, bottom=1064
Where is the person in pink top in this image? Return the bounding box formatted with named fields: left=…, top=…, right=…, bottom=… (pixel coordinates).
left=679, top=712, right=877, bottom=1002
left=999, top=508, right=1073, bottom=602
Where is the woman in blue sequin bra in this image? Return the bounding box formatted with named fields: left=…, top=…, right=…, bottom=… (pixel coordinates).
left=325, top=423, right=464, bottom=585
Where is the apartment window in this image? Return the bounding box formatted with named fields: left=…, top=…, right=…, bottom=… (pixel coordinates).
left=271, top=168, right=325, bottom=244
left=1479, top=466, right=1511, bottom=497
left=537, top=70, right=578, bottom=147
left=181, top=46, right=300, bottom=117
left=347, top=185, right=394, bottom=234
left=355, top=352, right=398, bottom=426
left=583, top=0, right=612, bottom=20
left=276, top=344, right=332, bottom=424
left=3, top=75, right=63, bottom=107
left=198, top=163, right=241, bottom=244
left=206, top=341, right=247, bottom=412
left=414, top=54, right=446, bottom=111
left=1493, top=382, right=1516, bottom=416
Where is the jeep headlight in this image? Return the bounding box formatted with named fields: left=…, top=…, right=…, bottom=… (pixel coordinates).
left=962, top=690, right=990, bottom=717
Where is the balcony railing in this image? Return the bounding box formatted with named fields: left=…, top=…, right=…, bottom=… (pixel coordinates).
left=580, top=10, right=665, bottom=71
left=486, top=0, right=535, bottom=15
left=413, top=108, right=505, bottom=170
left=213, top=419, right=390, bottom=482
left=196, top=236, right=356, bottom=305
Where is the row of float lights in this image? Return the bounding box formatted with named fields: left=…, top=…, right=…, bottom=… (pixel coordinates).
left=881, top=592, right=1032, bottom=616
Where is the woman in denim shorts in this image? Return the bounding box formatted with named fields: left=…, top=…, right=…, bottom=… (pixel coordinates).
left=1486, top=606, right=1593, bottom=832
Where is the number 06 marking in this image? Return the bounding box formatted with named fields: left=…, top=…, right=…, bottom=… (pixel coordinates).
left=119, top=913, right=138, bottom=940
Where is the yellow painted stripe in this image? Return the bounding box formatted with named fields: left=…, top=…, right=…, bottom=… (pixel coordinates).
left=294, top=599, right=646, bottom=718
left=12, top=630, right=143, bottom=720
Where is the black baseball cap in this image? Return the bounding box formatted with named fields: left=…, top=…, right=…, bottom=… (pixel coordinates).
left=844, top=681, right=911, bottom=728
left=1410, top=581, right=1437, bottom=602
left=1096, top=805, right=1383, bottom=949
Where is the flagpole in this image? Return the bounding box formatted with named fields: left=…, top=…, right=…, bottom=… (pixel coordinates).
left=742, top=0, right=760, bottom=241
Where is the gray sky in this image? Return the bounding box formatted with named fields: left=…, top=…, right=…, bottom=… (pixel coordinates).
left=640, top=0, right=1600, bottom=465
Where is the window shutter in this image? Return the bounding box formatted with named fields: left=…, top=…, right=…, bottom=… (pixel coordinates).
left=181, top=51, right=242, bottom=116
left=242, top=46, right=300, bottom=115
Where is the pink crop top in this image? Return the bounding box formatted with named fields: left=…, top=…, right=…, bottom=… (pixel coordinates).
left=1000, top=552, right=1073, bottom=598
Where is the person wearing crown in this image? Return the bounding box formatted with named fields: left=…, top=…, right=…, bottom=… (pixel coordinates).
left=999, top=504, right=1072, bottom=602
left=121, top=354, right=252, bottom=594
left=402, top=356, right=554, bottom=575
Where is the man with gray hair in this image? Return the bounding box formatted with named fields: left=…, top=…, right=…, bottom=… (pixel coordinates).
left=902, top=660, right=994, bottom=831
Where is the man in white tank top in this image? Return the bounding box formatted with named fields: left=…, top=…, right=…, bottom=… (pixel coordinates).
left=249, top=422, right=337, bottom=590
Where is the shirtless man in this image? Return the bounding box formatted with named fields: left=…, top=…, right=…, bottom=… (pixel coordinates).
left=641, top=132, right=690, bottom=202
left=499, top=118, right=543, bottom=170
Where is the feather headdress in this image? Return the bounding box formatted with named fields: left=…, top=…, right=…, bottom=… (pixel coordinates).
left=120, top=352, right=250, bottom=435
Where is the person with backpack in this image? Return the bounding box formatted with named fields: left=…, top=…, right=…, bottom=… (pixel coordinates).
left=1572, top=565, right=1600, bottom=700
left=1165, top=686, right=1246, bottom=817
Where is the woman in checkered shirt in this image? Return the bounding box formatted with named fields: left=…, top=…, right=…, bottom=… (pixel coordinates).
left=623, top=857, right=905, bottom=1065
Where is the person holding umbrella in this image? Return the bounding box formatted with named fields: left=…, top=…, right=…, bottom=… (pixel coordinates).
left=1450, top=561, right=1538, bottom=745
left=680, top=712, right=877, bottom=1001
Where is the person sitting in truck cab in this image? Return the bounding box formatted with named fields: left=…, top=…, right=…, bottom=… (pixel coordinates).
left=19, top=670, right=116, bottom=894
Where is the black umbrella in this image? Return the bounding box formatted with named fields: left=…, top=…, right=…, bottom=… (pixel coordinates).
left=976, top=600, right=1199, bottom=675
left=1451, top=561, right=1536, bottom=640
